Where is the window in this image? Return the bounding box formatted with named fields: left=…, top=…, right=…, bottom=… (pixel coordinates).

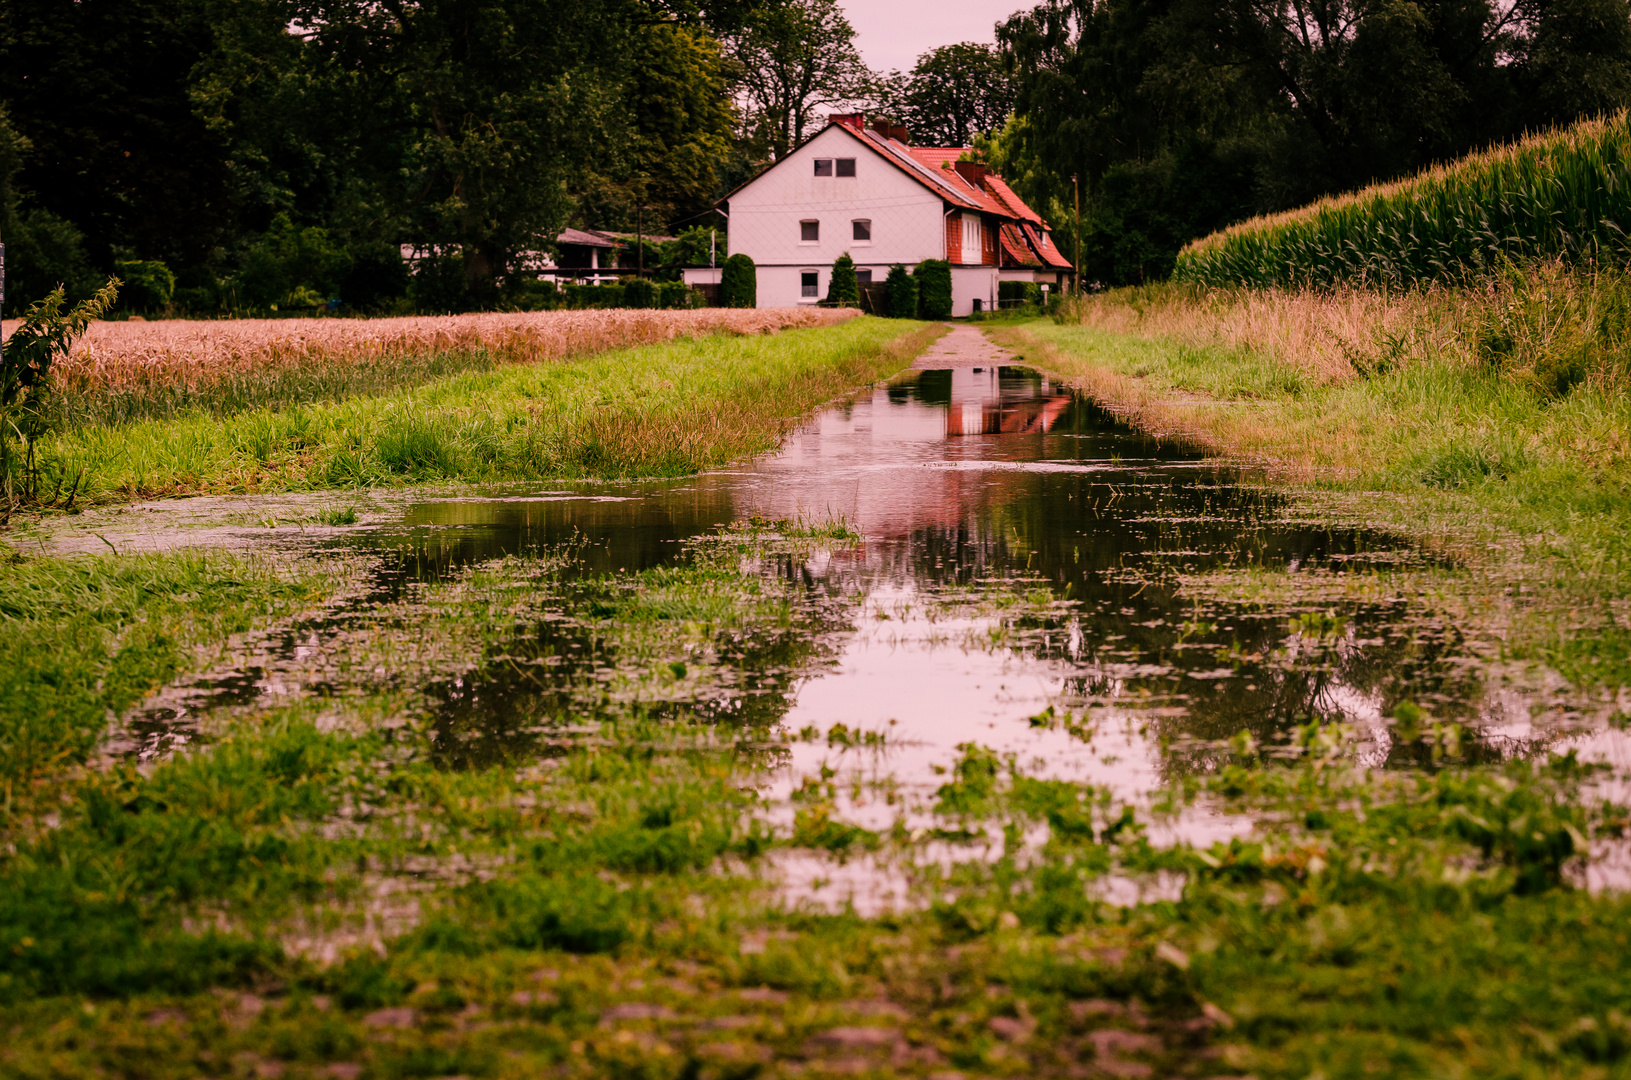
left=800, top=220, right=819, bottom=243
left=836, top=158, right=856, bottom=177
left=814, top=158, right=834, bottom=177
left=961, top=214, right=983, bottom=261
left=852, top=219, right=871, bottom=242
left=855, top=269, right=873, bottom=285
left=1040, top=232, right=1050, bottom=248
left=801, top=271, right=819, bottom=298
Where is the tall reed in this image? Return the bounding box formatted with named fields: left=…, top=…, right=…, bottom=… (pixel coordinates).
left=1174, top=113, right=1631, bottom=289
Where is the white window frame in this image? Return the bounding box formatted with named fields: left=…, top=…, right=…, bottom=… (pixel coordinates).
left=800, top=269, right=820, bottom=300
left=962, top=214, right=983, bottom=262
left=800, top=219, right=820, bottom=244
left=852, top=219, right=872, bottom=244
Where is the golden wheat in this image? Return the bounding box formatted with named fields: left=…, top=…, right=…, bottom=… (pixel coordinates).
left=0, top=308, right=860, bottom=397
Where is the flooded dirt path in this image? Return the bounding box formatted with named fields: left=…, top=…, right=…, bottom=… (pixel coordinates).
left=33, top=325, right=1569, bottom=900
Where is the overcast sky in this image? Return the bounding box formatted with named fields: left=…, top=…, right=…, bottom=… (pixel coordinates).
left=837, top=0, right=1030, bottom=74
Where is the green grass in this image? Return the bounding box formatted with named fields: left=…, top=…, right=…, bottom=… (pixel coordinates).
left=27, top=317, right=936, bottom=502
left=997, top=301, right=1631, bottom=692
left=0, top=549, right=334, bottom=793
left=1175, top=112, right=1631, bottom=288
left=3, top=529, right=1631, bottom=1079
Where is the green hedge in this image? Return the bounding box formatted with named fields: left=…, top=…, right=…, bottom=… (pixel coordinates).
left=721, top=254, right=756, bottom=308
left=914, top=259, right=952, bottom=318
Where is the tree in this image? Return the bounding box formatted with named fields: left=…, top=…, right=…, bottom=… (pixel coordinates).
left=898, top=44, right=1014, bottom=147
left=994, top=0, right=1631, bottom=286
left=884, top=264, right=916, bottom=318
left=721, top=252, right=756, bottom=307
left=722, top=0, right=874, bottom=159
left=826, top=253, right=859, bottom=305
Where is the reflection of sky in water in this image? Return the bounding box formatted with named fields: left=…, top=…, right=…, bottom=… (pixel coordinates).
left=115, top=362, right=1559, bottom=891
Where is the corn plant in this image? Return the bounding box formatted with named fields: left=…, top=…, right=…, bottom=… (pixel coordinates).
left=1174, top=113, right=1631, bottom=290
left=1, top=279, right=117, bottom=506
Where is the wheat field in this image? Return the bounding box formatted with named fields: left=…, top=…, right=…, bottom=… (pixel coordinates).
left=0, top=308, right=859, bottom=401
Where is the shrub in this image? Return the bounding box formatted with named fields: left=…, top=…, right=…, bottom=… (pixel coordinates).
left=1, top=280, right=119, bottom=501
left=111, top=260, right=174, bottom=314
left=914, top=259, right=953, bottom=318
left=885, top=264, right=917, bottom=319
left=721, top=253, right=756, bottom=308
left=657, top=281, right=697, bottom=309
left=998, top=280, right=1029, bottom=308
left=827, top=253, right=859, bottom=306
left=623, top=276, right=657, bottom=309
left=564, top=284, right=627, bottom=309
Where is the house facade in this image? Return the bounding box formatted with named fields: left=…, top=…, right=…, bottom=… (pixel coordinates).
left=720, top=115, right=1073, bottom=315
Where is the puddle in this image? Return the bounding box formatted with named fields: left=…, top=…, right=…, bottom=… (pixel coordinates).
left=90, top=345, right=1553, bottom=904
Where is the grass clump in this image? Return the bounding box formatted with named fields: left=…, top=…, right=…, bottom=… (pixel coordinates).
left=1175, top=111, right=1631, bottom=289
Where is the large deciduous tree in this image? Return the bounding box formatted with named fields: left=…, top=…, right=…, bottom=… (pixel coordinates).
left=895, top=43, right=1015, bottom=147
left=995, top=0, right=1631, bottom=286
left=722, top=0, right=874, bottom=159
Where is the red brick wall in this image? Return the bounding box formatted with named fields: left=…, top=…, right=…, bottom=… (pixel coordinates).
left=946, top=212, right=962, bottom=264
left=983, top=221, right=997, bottom=265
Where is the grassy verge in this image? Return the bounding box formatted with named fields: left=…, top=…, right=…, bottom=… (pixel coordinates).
left=992, top=277, right=1631, bottom=696
left=3, top=528, right=1629, bottom=1080
left=27, top=317, right=936, bottom=503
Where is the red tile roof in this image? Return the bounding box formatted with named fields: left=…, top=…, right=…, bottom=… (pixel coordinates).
left=1000, top=224, right=1040, bottom=267
left=985, top=175, right=1045, bottom=227
left=1024, top=224, right=1074, bottom=269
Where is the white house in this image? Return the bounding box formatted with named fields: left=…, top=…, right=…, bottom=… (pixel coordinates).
left=717, top=114, right=1074, bottom=315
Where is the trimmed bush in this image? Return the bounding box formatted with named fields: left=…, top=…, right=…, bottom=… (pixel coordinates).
left=827, top=253, right=859, bottom=306
left=564, top=284, right=627, bottom=309
left=997, top=280, right=1029, bottom=308
left=623, top=277, right=657, bottom=309
left=657, top=281, right=695, bottom=309
left=885, top=264, right=917, bottom=319
left=914, top=259, right=952, bottom=318
left=721, top=254, right=756, bottom=308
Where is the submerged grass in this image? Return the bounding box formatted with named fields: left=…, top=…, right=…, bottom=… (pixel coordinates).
left=25, top=317, right=937, bottom=502
left=3, top=528, right=1631, bottom=1080
left=999, top=270, right=1631, bottom=694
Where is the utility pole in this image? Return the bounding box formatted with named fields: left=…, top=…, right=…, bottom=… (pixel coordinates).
left=1072, top=173, right=1082, bottom=297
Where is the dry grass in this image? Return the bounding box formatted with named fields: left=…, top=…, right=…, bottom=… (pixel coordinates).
left=1065, top=285, right=1452, bottom=385
left=0, top=308, right=858, bottom=402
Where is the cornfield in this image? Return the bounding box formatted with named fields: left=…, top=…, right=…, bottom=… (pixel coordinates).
left=1174, top=113, right=1631, bottom=289
left=0, top=307, right=859, bottom=427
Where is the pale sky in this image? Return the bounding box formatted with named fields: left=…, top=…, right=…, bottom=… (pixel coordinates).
left=837, top=0, right=1031, bottom=74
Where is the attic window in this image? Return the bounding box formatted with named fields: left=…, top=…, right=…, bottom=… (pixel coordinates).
left=1040, top=232, right=1050, bottom=247
left=800, top=220, right=820, bottom=243
left=814, top=159, right=834, bottom=177
left=836, top=158, right=856, bottom=177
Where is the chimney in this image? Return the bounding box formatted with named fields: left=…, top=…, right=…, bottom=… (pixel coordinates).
left=889, top=124, right=910, bottom=144
left=870, top=118, right=910, bottom=144
left=829, top=112, right=866, bottom=131
left=953, top=160, right=988, bottom=187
